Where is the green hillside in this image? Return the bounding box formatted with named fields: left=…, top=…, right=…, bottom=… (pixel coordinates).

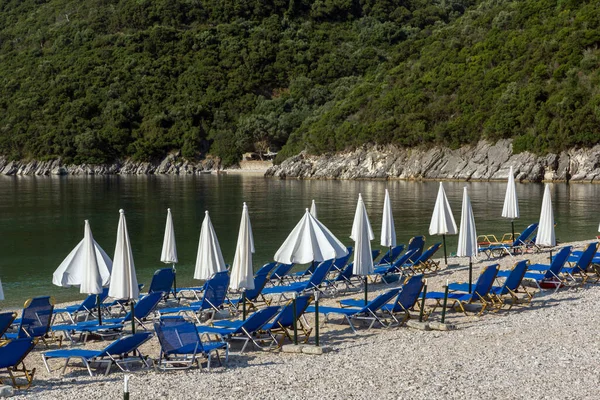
left=0, top=0, right=598, bottom=166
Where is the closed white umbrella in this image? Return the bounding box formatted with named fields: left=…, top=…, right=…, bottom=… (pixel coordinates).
left=160, top=208, right=178, bottom=297
left=502, top=166, right=520, bottom=242
left=230, top=203, right=255, bottom=291
left=0, top=279, right=4, bottom=301
left=108, top=209, right=139, bottom=332
left=456, top=187, right=478, bottom=292
left=310, top=200, right=318, bottom=219
left=351, top=193, right=374, bottom=305
left=429, top=182, right=457, bottom=265
left=53, top=223, right=112, bottom=289
left=194, top=211, right=227, bottom=280
left=537, top=184, right=556, bottom=247
left=274, top=209, right=348, bottom=264
left=380, top=189, right=396, bottom=262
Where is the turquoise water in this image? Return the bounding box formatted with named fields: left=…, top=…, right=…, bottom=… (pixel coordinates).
left=0, top=174, right=598, bottom=307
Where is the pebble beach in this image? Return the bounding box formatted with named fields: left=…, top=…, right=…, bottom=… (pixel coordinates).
left=7, top=239, right=600, bottom=399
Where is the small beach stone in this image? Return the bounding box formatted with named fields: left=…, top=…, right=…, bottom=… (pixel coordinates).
left=0, top=386, right=14, bottom=398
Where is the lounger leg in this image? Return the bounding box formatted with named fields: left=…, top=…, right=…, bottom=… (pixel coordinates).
left=62, top=358, right=71, bottom=376
left=345, top=316, right=358, bottom=334
left=42, top=355, right=52, bottom=373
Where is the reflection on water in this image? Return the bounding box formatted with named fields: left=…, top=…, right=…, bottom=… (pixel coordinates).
left=0, top=174, right=598, bottom=307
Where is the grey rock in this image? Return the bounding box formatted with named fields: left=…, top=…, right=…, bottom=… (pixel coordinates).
left=405, top=320, right=430, bottom=331
left=0, top=385, right=13, bottom=398
left=281, top=344, right=304, bottom=353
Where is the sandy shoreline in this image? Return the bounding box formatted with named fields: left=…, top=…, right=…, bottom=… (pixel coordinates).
left=6, top=238, right=600, bottom=399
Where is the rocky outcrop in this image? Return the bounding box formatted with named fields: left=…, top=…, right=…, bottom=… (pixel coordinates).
left=266, top=140, right=600, bottom=183
left=0, top=153, right=221, bottom=176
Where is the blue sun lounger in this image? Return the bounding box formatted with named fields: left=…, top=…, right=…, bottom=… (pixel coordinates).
left=146, top=268, right=175, bottom=300
left=52, top=292, right=163, bottom=342
left=42, top=332, right=153, bottom=376
left=53, top=288, right=110, bottom=324
left=307, top=288, right=401, bottom=333
left=154, top=316, right=228, bottom=371
left=450, top=260, right=530, bottom=310
left=559, top=242, right=597, bottom=284
left=0, top=338, right=37, bottom=389
left=196, top=306, right=281, bottom=353
left=500, top=246, right=571, bottom=292
left=373, top=249, right=418, bottom=283
left=406, top=236, right=426, bottom=263
left=158, top=271, right=230, bottom=323
left=0, top=312, right=17, bottom=339
left=262, top=259, right=334, bottom=301
left=326, top=261, right=356, bottom=293
left=341, top=275, right=424, bottom=325
left=479, top=223, right=539, bottom=258
left=259, top=295, right=313, bottom=346
left=401, top=243, right=442, bottom=274
left=268, top=263, right=296, bottom=285
left=226, top=269, right=272, bottom=311
left=424, top=264, right=499, bottom=316
left=375, top=245, right=405, bottom=266
left=5, top=296, right=55, bottom=347
left=331, top=248, right=353, bottom=272
left=256, top=262, right=278, bottom=276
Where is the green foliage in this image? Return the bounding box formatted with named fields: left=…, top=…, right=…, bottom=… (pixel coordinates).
left=0, top=0, right=598, bottom=166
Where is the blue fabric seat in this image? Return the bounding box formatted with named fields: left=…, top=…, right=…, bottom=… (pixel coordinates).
left=373, top=248, right=418, bottom=282
left=154, top=316, right=227, bottom=371
left=375, top=245, right=405, bottom=266
left=499, top=246, right=571, bottom=292
left=5, top=296, right=55, bottom=347
left=0, top=312, right=16, bottom=339
left=146, top=268, right=175, bottom=300
left=0, top=338, right=37, bottom=389
left=260, top=295, right=313, bottom=345
left=479, top=223, right=539, bottom=258
left=42, top=332, right=153, bottom=376
left=53, top=287, right=109, bottom=324
left=262, top=259, right=334, bottom=300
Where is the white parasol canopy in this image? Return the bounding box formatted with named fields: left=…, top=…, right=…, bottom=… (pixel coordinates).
left=351, top=193, right=374, bottom=276
left=429, top=182, right=457, bottom=236
left=310, top=200, right=318, bottom=219
left=53, top=220, right=112, bottom=290
left=194, top=211, right=227, bottom=280
left=274, top=209, right=348, bottom=265
left=537, top=184, right=556, bottom=247
left=502, top=166, right=520, bottom=219
left=380, top=189, right=396, bottom=248
left=160, top=208, right=178, bottom=264
left=0, top=278, right=4, bottom=301
left=229, top=203, right=255, bottom=291
left=456, top=187, right=478, bottom=258
left=108, top=209, right=140, bottom=300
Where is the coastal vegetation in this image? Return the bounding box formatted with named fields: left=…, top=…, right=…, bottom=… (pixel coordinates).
left=0, top=0, right=598, bottom=166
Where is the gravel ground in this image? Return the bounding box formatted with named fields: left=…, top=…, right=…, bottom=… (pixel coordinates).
left=8, top=239, right=600, bottom=399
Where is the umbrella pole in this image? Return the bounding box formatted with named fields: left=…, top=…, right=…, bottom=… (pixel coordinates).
left=442, top=234, right=448, bottom=265
left=389, top=246, right=393, bottom=265
left=441, top=282, right=449, bottom=323
left=468, top=257, right=473, bottom=294
left=364, top=276, right=368, bottom=306
left=97, top=294, right=102, bottom=326
left=511, top=221, right=516, bottom=255
left=314, top=292, right=319, bottom=347
left=172, top=263, right=177, bottom=300
left=292, top=294, right=298, bottom=345
left=124, top=375, right=130, bottom=400
left=242, top=291, right=247, bottom=320
left=130, top=300, right=136, bottom=334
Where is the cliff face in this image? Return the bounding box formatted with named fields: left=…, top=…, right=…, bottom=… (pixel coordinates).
left=265, top=140, right=600, bottom=183
left=0, top=154, right=221, bottom=176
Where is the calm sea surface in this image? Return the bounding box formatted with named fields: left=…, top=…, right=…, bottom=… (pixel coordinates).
left=0, top=174, right=598, bottom=307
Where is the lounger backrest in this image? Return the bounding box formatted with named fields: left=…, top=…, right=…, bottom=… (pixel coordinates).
left=575, top=242, right=598, bottom=272
left=391, top=275, right=424, bottom=312
left=514, top=223, right=538, bottom=246
left=154, top=316, right=199, bottom=355
left=371, top=249, right=381, bottom=262
left=122, top=291, right=163, bottom=322
left=393, top=248, right=418, bottom=270
left=271, top=295, right=313, bottom=328
left=306, top=259, right=334, bottom=287
left=78, top=287, right=109, bottom=313
left=472, top=264, right=499, bottom=299
left=256, top=262, right=277, bottom=276
left=200, top=271, right=230, bottom=310
left=413, top=243, right=441, bottom=266
left=501, top=260, right=529, bottom=294
left=333, top=252, right=352, bottom=270
left=238, top=306, right=281, bottom=334
left=244, top=271, right=271, bottom=301
left=0, top=312, right=16, bottom=337
left=0, top=338, right=36, bottom=369
left=545, top=246, right=572, bottom=279
left=379, top=245, right=405, bottom=265
left=407, top=236, right=426, bottom=262
left=270, top=263, right=295, bottom=280
left=359, top=288, right=401, bottom=313
left=100, top=332, right=153, bottom=358
left=148, top=268, right=175, bottom=294
left=17, top=296, right=54, bottom=339
left=334, top=262, right=354, bottom=282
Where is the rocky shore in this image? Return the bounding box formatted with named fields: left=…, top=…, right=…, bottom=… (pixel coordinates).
left=266, top=140, right=600, bottom=183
